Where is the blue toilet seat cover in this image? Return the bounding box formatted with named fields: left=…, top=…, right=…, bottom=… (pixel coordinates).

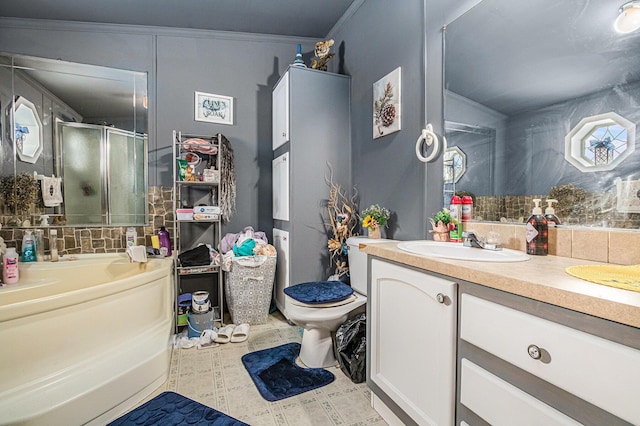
left=284, top=281, right=354, bottom=305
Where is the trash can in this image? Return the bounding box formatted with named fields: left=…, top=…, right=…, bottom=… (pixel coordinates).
left=225, top=255, right=276, bottom=325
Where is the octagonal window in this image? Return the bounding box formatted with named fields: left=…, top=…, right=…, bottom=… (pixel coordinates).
left=565, top=112, right=635, bottom=172
left=443, top=146, right=466, bottom=183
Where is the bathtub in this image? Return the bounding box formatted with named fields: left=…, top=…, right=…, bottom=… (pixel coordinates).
left=0, top=253, right=174, bottom=425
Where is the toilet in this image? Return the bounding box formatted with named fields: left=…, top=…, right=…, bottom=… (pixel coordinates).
left=285, top=236, right=391, bottom=368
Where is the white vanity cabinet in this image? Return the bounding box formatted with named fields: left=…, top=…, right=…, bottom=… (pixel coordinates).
left=271, top=66, right=350, bottom=319
left=368, top=258, right=457, bottom=426
left=458, top=284, right=640, bottom=425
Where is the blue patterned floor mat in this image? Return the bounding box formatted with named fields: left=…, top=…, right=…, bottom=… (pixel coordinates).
left=108, top=391, right=248, bottom=425
left=241, top=342, right=335, bottom=402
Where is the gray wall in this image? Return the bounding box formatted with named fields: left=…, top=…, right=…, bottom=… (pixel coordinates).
left=0, top=18, right=315, bottom=235
left=329, top=0, right=481, bottom=239
left=1, top=0, right=479, bottom=241
left=329, top=0, right=426, bottom=239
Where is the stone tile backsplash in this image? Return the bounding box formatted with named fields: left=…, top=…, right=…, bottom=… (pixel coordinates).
left=0, top=186, right=174, bottom=256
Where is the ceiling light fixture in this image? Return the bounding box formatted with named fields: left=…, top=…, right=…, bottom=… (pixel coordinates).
left=614, top=1, right=640, bottom=33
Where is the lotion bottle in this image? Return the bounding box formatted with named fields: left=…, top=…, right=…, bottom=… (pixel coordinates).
left=526, top=199, right=548, bottom=256
left=50, top=229, right=59, bottom=262
left=3, top=247, right=19, bottom=284
left=126, top=227, right=137, bottom=248
left=157, top=226, right=172, bottom=256
left=544, top=199, right=561, bottom=227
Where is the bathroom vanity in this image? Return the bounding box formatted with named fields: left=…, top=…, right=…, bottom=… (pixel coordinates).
left=363, top=242, right=640, bottom=425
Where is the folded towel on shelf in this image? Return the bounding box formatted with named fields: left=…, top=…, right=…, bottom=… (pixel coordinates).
left=41, top=176, right=63, bottom=207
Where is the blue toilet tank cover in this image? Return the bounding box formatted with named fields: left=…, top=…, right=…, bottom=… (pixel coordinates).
left=284, top=281, right=354, bottom=305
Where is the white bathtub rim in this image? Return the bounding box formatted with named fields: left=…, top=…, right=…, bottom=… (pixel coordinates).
left=0, top=318, right=172, bottom=425
left=0, top=257, right=173, bottom=322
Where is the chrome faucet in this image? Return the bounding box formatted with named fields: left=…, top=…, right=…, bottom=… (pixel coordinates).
left=462, top=231, right=501, bottom=251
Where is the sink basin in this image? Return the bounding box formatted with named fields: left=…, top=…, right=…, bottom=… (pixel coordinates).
left=397, top=241, right=530, bottom=262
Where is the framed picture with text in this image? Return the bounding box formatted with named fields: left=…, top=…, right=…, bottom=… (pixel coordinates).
left=195, top=91, right=234, bottom=125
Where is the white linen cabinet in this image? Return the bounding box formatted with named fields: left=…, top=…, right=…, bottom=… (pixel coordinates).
left=272, top=66, right=351, bottom=320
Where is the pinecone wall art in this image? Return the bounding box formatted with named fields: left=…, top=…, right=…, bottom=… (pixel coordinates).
left=373, top=67, right=401, bottom=139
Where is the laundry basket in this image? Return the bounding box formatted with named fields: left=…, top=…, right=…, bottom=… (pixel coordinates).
left=225, top=255, right=276, bottom=325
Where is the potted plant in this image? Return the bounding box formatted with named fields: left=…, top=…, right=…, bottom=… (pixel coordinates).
left=360, top=204, right=391, bottom=239
left=430, top=209, right=454, bottom=242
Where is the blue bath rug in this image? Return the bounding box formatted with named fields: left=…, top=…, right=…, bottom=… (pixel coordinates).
left=108, top=391, right=247, bottom=426
left=241, top=342, right=335, bottom=401
left=283, top=280, right=353, bottom=304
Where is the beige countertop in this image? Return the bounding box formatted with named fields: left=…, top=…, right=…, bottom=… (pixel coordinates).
left=362, top=241, right=640, bottom=329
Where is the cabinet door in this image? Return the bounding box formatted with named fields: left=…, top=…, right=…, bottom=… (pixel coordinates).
left=272, top=72, right=289, bottom=150
left=370, top=259, right=457, bottom=426
left=272, top=152, right=289, bottom=220
left=273, top=228, right=290, bottom=318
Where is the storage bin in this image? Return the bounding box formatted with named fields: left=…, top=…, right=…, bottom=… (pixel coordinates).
left=176, top=208, right=194, bottom=220
left=187, top=308, right=215, bottom=338
left=225, top=255, right=276, bottom=325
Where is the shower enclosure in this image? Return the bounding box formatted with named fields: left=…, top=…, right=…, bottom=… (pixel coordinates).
left=56, top=122, right=147, bottom=225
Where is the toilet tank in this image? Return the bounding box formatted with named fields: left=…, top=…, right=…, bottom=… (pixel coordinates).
left=347, top=236, right=392, bottom=295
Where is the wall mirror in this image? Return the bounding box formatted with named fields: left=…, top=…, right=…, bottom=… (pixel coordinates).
left=0, top=53, right=148, bottom=226
left=443, top=0, right=640, bottom=229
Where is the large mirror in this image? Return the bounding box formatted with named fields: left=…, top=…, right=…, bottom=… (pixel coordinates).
left=0, top=53, right=148, bottom=226
left=443, top=0, right=640, bottom=229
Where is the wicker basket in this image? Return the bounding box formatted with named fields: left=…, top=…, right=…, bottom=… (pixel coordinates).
left=225, top=255, right=276, bottom=325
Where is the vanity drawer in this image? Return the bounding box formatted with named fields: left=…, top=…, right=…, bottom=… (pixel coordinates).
left=460, top=359, right=581, bottom=425
left=460, top=294, right=640, bottom=424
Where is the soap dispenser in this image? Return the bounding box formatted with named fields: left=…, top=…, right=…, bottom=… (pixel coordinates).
left=544, top=199, right=561, bottom=227
left=21, top=230, right=37, bottom=262
left=526, top=199, right=548, bottom=256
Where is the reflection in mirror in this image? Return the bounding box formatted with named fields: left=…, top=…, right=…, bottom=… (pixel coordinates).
left=0, top=53, right=148, bottom=227
left=13, top=96, right=43, bottom=163
left=443, top=0, right=640, bottom=229
left=58, top=122, right=147, bottom=225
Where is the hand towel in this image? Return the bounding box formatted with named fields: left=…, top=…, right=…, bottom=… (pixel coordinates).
left=126, top=245, right=148, bottom=263
left=42, top=176, right=63, bottom=207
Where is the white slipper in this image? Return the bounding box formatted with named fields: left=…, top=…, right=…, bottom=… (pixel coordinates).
left=230, top=323, right=250, bottom=343
left=214, top=324, right=235, bottom=343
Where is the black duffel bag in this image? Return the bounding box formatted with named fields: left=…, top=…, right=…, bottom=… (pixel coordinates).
left=178, top=244, right=211, bottom=267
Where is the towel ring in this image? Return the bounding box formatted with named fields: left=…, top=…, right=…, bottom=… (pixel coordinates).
left=415, top=124, right=447, bottom=163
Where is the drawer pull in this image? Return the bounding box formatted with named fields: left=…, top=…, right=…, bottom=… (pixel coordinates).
left=436, top=293, right=445, bottom=304
left=527, top=344, right=542, bottom=360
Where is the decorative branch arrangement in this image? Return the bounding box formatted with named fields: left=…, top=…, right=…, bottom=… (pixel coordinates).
left=0, top=173, right=39, bottom=216
left=324, top=165, right=359, bottom=280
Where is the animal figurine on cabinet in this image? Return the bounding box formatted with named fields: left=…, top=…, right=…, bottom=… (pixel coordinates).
left=311, top=39, right=335, bottom=71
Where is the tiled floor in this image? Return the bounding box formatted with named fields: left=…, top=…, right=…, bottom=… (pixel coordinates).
left=140, top=311, right=387, bottom=425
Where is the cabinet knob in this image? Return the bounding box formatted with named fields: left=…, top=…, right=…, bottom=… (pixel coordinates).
left=527, top=344, right=542, bottom=360
left=282, top=132, right=287, bottom=137
left=436, top=293, right=445, bottom=304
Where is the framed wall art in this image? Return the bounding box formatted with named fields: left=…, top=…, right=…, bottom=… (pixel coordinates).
left=373, top=67, right=401, bottom=139
left=195, top=91, right=234, bottom=125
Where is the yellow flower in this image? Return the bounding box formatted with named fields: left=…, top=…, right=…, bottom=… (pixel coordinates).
left=362, top=215, right=373, bottom=229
